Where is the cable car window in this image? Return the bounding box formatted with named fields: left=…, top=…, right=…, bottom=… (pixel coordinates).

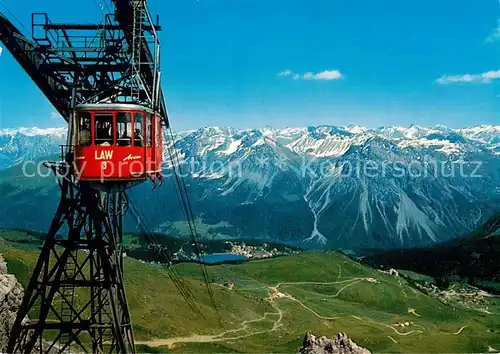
left=156, top=116, right=161, bottom=148
left=146, top=114, right=152, bottom=147
left=134, top=113, right=144, bottom=147
left=77, top=111, right=91, bottom=147
left=116, top=112, right=132, bottom=146
left=94, top=114, right=114, bottom=146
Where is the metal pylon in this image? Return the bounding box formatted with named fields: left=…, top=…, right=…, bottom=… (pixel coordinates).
left=7, top=162, right=135, bottom=354
left=131, top=0, right=146, bottom=103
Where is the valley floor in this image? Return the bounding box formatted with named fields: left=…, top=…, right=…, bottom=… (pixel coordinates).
left=135, top=260, right=500, bottom=353
left=1, top=235, right=499, bottom=353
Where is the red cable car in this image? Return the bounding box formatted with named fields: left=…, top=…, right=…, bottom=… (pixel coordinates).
left=73, top=103, right=163, bottom=184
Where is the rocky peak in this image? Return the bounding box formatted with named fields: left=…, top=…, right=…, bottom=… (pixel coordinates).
left=0, top=254, right=24, bottom=352
left=299, top=332, right=371, bottom=354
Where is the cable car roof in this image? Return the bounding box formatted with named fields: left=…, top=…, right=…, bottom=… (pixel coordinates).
left=75, top=103, right=159, bottom=114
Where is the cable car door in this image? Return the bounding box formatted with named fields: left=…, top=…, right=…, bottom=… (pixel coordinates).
left=145, top=113, right=154, bottom=174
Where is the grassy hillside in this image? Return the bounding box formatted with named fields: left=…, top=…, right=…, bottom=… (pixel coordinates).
left=364, top=213, right=500, bottom=289
left=1, top=235, right=499, bottom=353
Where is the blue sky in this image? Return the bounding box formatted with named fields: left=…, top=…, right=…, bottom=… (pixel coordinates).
left=0, top=0, right=499, bottom=130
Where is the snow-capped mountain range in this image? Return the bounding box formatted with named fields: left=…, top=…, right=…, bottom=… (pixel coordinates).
left=0, top=127, right=66, bottom=169
left=1, top=124, right=499, bottom=249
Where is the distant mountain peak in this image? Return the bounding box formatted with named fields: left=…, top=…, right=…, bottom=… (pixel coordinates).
left=0, top=127, right=67, bottom=137
left=1, top=122, right=499, bottom=249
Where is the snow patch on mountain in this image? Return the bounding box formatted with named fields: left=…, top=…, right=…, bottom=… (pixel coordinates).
left=376, top=125, right=438, bottom=140
left=457, top=125, right=500, bottom=145
left=219, top=138, right=243, bottom=155
left=345, top=125, right=369, bottom=135
left=0, top=127, right=66, bottom=137
left=359, top=184, right=373, bottom=234
left=1, top=123, right=499, bottom=248
left=286, top=132, right=371, bottom=158
left=395, top=191, right=437, bottom=242
left=303, top=180, right=331, bottom=245
left=397, top=137, right=461, bottom=155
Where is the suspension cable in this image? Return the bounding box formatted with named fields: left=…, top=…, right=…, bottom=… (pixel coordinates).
left=163, top=126, right=223, bottom=326
left=0, top=1, right=29, bottom=34
left=127, top=194, right=207, bottom=319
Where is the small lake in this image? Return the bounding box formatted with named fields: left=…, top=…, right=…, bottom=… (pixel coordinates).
left=199, top=253, right=248, bottom=264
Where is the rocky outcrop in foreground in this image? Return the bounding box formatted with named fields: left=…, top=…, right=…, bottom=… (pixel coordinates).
left=299, top=332, right=371, bottom=354
left=0, top=254, right=24, bottom=352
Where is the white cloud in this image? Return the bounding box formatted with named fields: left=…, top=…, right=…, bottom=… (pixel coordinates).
left=487, top=19, right=500, bottom=42
left=0, top=46, right=3, bottom=56
left=306, top=70, right=343, bottom=80
left=279, top=69, right=344, bottom=81
left=436, top=70, right=500, bottom=84
left=277, top=69, right=292, bottom=77
left=302, top=72, right=314, bottom=80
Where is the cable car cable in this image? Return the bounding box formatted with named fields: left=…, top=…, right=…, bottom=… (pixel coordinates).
left=127, top=195, right=206, bottom=319
left=127, top=193, right=198, bottom=302
left=162, top=129, right=217, bottom=308
left=130, top=216, right=205, bottom=320
left=163, top=127, right=223, bottom=326
left=129, top=193, right=205, bottom=319
left=0, top=1, right=29, bottom=34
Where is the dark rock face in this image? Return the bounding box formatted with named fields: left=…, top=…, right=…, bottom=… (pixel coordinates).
left=299, top=332, right=371, bottom=354
left=0, top=254, right=24, bottom=352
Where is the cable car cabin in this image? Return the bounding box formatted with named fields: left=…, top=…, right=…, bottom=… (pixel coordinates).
left=73, top=103, right=163, bottom=184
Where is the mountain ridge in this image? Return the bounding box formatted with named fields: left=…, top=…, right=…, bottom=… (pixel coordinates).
left=0, top=123, right=499, bottom=249
left=363, top=213, right=500, bottom=289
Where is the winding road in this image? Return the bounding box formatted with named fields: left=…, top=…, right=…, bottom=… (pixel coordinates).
left=136, top=268, right=430, bottom=348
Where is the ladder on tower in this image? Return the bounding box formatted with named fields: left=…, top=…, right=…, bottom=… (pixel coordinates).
left=131, top=0, right=145, bottom=103
left=131, top=0, right=159, bottom=108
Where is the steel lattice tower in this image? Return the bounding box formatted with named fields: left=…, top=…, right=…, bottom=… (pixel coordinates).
left=0, top=1, right=166, bottom=352
left=7, top=169, right=135, bottom=353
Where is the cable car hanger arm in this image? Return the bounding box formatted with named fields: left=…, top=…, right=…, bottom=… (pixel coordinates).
left=0, top=12, right=74, bottom=121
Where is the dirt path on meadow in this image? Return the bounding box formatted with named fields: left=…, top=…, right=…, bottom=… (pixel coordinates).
left=136, top=268, right=425, bottom=348
left=137, top=270, right=495, bottom=350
